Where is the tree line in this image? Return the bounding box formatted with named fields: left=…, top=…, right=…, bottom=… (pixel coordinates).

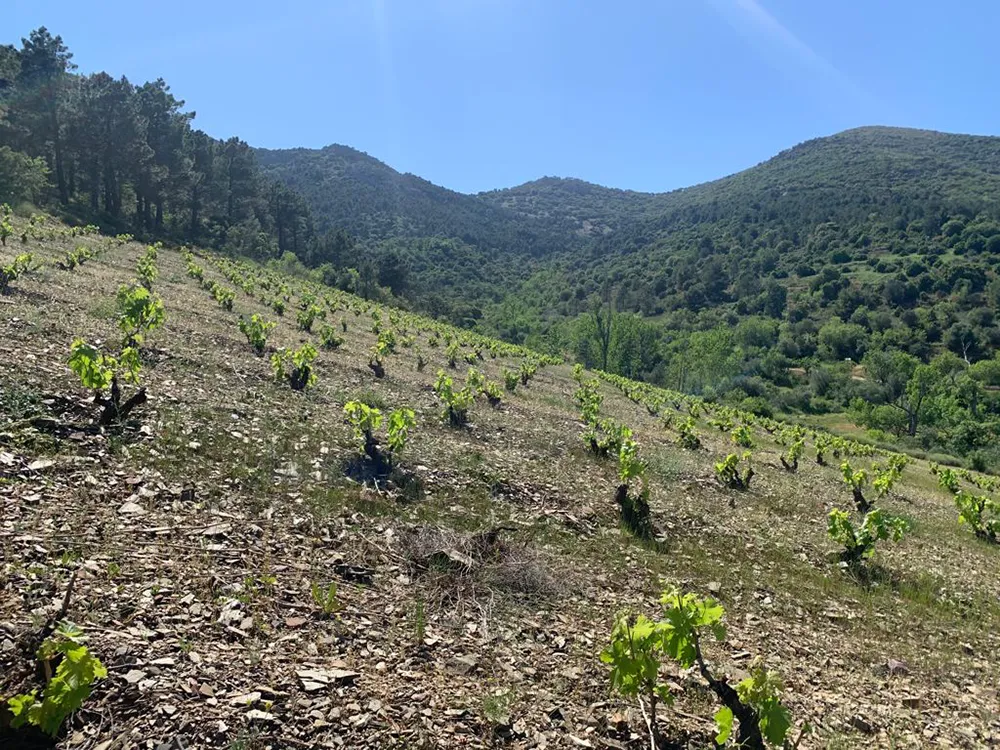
left=0, top=27, right=392, bottom=283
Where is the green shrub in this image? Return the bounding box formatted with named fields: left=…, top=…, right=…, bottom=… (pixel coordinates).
left=840, top=461, right=871, bottom=513
left=519, top=361, right=537, bottom=386
left=731, top=424, right=755, bottom=448
left=68, top=339, right=147, bottom=424
left=955, top=491, right=1000, bottom=543
left=602, top=590, right=791, bottom=749
left=272, top=343, right=318, bottom=390
left=186, top=258, right=205, bottom=281
left=584, top=418, right=631, bottom=458
left=446, top=340, right=460, bottom=368
left=482, top=380, right=503, bottom=408
left=933, top=465, right=960, bottom=494
left=616, top=434, right=653, bottom=538
left=434, top=370, right=474, bottom=426
left=827, top=507, right=907, bottom=564
left=575, top=376, right=603, bottom=424
left=676, top=416, right=701, bottom=450
left=239, top=314, right=276, bottom=355
left=501, top=367, right=519, bottom=392
left=116, top=283, right=165, bottom=348
left=319, top=324, right=344, bottom=350
left=0, top=252, right=33, bottom=292
left=343, top=400, right=415, bottom=472
left=136, top=253, right=158, bottom=290
left=297, top=304, right=321, bottom=332
left=780, top=439, right=804, bottom=472
left=211, top=282, right=236, bottom=311
left=0, top=203, right=12, bottom=245
left=715, top=452, right=754, bottom=491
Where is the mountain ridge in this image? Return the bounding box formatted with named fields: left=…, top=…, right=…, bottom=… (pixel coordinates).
left=261, top=124, right=996, bottom=198
left=258, top=125, right=1000, bottom=249
left=257, top=124, right=1000, bottom=353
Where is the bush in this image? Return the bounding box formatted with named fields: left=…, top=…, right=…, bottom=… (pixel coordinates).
left=272, top=344, right=318, bottom=390
left=519, top=361, right=537, bottom=386
left=319, top=324, right=344, bottom=350
left=297, top=304, right=322, bottom=332
left=136, top=252, right=158, bottom=290
left=575, top=376, right=603, bottom=424
left=602, top=590, right=791, bottom=749
left=69, top=338, right=148, bottom=425
left=344, top=400, right=416, bottom=473
left=434, top=370, right=474, bottom=426
left=482, top=380, right=503, bottom=408
left=840, top=461, right=871, bottom=513
left=780, top=439, right=804, bottom=472
left=740, top=396, right=774, bottom=418
left=117, top=283, right=165, bottom=348
left=969, top=449, right=992, bottom=473
left=239, top=314, right=276, bottom=355
left=0, top=203, right=12, bottom=246
left=954, top=491, right=1000, bottom=543
left=827, top=507, right=907, bottom=564
left=715, top=452, right=754, bottom=491
left=731, top=424, right=755, bottom=448
left=616, top=434, right=653, bottom=539
left=501, top=367, right=519, bottom=392
left=0, top=252, right=33, bottom=292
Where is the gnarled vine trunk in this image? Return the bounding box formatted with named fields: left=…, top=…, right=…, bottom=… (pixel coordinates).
left=852, top=488, right=871, bottom=514
left=98, top=380, right=147, bottom=425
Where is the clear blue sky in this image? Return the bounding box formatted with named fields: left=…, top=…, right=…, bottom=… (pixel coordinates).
left=8, top=1, right=1000, bottom=194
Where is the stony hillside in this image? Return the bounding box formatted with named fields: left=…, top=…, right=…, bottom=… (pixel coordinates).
left=1, top=218, right=999, bottom=748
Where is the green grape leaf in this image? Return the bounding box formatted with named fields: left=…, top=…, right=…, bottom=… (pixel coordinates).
left=714, top=706, right=734, bottom=745
left=759, top=699, right=792, bottom=745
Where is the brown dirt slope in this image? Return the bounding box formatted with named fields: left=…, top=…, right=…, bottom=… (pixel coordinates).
left=1, top=219, right=998, bottom=749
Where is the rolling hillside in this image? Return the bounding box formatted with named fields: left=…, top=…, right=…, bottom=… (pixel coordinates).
left=261, top=127, right=1000, bottom=341
left=255, top=144, right=569, bottom=256
left=2, top=215, right=999, bottom=748
left=262, top=126, right=1000, bottom=266
left=4, top=23, right=1000, bottom=750
left=482, top=127, right=1000, bottom=238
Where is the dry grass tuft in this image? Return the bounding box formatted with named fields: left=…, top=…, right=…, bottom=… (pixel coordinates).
left=399, top=524, right=561, bottom=602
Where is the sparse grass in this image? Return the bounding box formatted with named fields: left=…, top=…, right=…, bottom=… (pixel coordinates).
left=0, top=383, right=43, bottom=424
left=351, top=387, right=387, bottom=410
left=480, top=686, right=516, bottom=728
left=88, top=295, right=117, bottom=320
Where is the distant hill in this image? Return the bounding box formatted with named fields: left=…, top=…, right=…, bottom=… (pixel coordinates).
left=260, top=127, right=1000, bottom=335
left=262, top=127, right=1000, bottom=250
left=255, top=144, right=569, bottom=256
left=482, top=126, right=1000, bottom=239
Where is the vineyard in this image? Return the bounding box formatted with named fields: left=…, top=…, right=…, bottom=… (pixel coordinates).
left=1, top=213, right=999, bottom=748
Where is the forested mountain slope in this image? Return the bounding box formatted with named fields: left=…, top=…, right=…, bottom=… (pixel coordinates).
left=262, top=127, right=1000, bottom=473
left=255, top=144, right=569, bottom=255
left=262, top=126, right=1000, bottom=332
left=480, top=126, right=1000, bottom=239
left=264, top=126, right=1000, bottom=264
